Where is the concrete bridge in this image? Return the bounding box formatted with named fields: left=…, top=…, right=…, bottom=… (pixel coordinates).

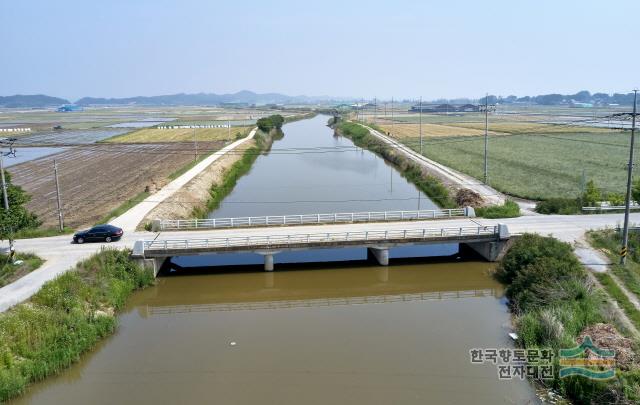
left=3, top=211, right=636, bottom=312
left=132, top=222, right=511, bottom=275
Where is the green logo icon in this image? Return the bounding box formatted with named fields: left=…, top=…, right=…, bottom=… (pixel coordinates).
left=559, top=336, right=615, bottom=380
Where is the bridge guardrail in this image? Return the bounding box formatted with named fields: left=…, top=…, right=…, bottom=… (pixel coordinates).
left=141, top=225, right=499, bottom=252
left=154, top=208, right=473, bottom=231
left=582, top=205, right=640, bottom=212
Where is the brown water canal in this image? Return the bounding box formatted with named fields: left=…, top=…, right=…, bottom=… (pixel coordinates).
left=13, top=116, right=537, bottom=404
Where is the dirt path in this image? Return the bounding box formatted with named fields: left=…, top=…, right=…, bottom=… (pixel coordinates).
left=110, top=129, right=256, bottom=231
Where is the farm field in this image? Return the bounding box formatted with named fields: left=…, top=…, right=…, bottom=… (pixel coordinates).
left=105, top=126, right=250, bottom=143
left=0, top=105, right=296, bottom=133
left=358, top=104, right=636, bottom=199
left=9, top=141, right=225, bottom=228
left=376, top=122, right=498, bottom=138
left=399, top=131, right=637, bottom=199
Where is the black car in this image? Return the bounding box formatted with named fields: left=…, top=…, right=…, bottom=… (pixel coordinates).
left=73, top=224, right=123, bottom=244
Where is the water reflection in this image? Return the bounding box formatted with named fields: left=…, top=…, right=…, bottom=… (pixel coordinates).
left=138, top=259, right=502, bottom=316
left=207, top=115, right=438, bottom=218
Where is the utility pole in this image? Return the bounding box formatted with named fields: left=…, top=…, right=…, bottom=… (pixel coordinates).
left=479, top=94, right=496, bottom=184
left=621, top=89, right=638, bottom=265
left=391, top=97, right=394, bottom=132
left=0, top=154, right=8, bottom=212
left=374, top=97, right=377, bottom=125
left=193, top=127, right=198, bottom=161
left=419, top=96, right=423, bottom=155
left=0, top=138, right=16, bottom=258
left=390, top=166, right=393, bottom=193
left=53, top=159, right=64, bottom=231
left=228, top=120, right=231, bottom=139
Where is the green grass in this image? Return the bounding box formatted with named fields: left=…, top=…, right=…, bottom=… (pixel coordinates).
left=0, top=249, right=154, bottom=401
left=399, top=131, right=638, bottom=200
left=595, top=272, right=640, bottom=330
left=12, top=227, right=74, bottom=239
left=588, top=228, right=640, bottom=303
left=0, top=253, right=43, bottom=287
left=475, top=200, right=520, bottom=218
left=96, top=191, right=150, bottom=225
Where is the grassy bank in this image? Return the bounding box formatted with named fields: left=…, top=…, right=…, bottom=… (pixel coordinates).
left=192, top=128, right=282, bottom=218
left=334, top=120, right=456, bottom=208
left=588, top=229, right=640, bottom=329
left=475, top=200, right=520, bottom=218
left=0, top=249, right=154, bottom=401
left=497, top=234, right=640, bottom=403
left=595, top=272, right=640, bottom=330
left=12, top=227, right=74, bottom=239
left=0, top=253, right=43, bottom=287
left=96, top=190, right=150, bottom=225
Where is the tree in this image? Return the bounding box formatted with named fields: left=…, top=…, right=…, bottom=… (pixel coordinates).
left=0, top=170, right=40, bottom=241
left=581, top=180, right=601, bottom=207
left=256, top=114, right=285, bottom=132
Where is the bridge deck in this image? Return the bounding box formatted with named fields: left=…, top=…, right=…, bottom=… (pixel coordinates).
left=135, top=224, right=504, bottom=258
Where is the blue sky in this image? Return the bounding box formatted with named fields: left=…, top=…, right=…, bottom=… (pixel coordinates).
left=1, top=0, right=638, bottom=101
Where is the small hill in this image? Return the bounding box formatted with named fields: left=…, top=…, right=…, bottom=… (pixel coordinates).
left=0, top=94, right=69, bottom=108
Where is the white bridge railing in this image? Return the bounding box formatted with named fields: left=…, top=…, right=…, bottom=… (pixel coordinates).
left=141, top=225, right=498, bottom=253
left=154, top=208, right=472, bottom=231
left=583, top=205, right=640, bottom=212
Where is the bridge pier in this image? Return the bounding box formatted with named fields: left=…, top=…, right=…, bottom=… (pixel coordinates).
left=463, top=224, right=511, bottom=262
left=134, top=257, right=167, bottom=278
left=368, top=247, right=389, bottom=266
left=257, top=251, right=279, bottom=271
left=264, top=254, right=274, bottom=271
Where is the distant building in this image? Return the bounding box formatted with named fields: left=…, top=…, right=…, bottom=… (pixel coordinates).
left=57, top=104, right=83, bottom=112
left=569, top=101, right=594, bottom=108
left=409, top=103, right=479, bottom=113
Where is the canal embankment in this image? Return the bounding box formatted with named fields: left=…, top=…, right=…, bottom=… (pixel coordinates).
left=138, top=115, right=288, bottom=226
left=497, top=233, right=640, bottom=403
left=332, top=120, right=456, bottom=208
left=0, top=249, right=153, bottom=402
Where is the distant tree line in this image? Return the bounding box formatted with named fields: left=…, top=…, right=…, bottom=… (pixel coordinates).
left=256, top=114, right=285, bottom=132
left=478, top=90, right=637, bottom=106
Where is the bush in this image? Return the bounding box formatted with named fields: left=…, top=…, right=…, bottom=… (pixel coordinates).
left=495, top=234, right=578, bottom=285
left=475, top=200, right=520, bottom=218
left=494, top=234, right=637, bottom=403
left=582, top=179, right=601, bottom=206
left=605, top=192, right=626, bottom=206
left=508, top=257, right=586, bottom=312
left=535, top=198, right=580, bottom=214
left=0, top=249, right=153, bottom=402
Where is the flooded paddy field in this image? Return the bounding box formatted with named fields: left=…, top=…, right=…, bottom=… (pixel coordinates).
left=5, top=147, right=68, bottom=167
left=13, top=128, right=131, bottom=145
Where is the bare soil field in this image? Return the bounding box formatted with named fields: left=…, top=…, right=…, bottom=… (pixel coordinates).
left=9, top=141, right=225, bottom=228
